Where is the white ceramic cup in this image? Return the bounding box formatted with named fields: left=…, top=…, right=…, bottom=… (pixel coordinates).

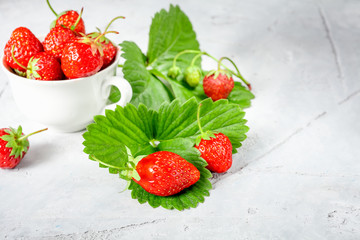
left=1, top=49, right=132, bottom=132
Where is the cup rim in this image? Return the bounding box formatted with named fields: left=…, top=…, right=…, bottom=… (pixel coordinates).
left=1, top=46, right=121, bottom=85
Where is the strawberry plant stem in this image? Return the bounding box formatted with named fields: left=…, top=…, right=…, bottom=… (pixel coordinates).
left=104, top=16, right=126, bottom=33
left=71, top=7, right=84, bottom=31
left=46, top=0, right=58, bottom=16
left=190, top=52, right=205, bottom=66
left=172, top=49, right=202, bottom=68
left=197, top=103, right=204, bottom=135
left=11, top=45, right=27, bottom=70
left=91, top=155, right=132, bottom=170
left=18, top=128, right=48, bottom=141
left=203, top=53, right=251, bottom=90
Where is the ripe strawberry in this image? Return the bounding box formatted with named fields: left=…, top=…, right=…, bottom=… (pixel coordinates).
left=3, top=27, right=43, bottom=74
left=0, top=126, right=47, bottom=169
left=56, top=10, right=85, bottom=34
left=195, top=104, right=233, bottom=173
left=26, top=52, right=64, bottom=80
left=43, top=26, right=78, bottom=60
left=133, top=151, right=200, bottom=196
left=195, top=133, right=232, bottom=173
left=87, top=16, right=125, bottom=69
left=61, top=37, right=103, bottom=79
left=46, top=0, right=85, bottom=34
left=203, top=70, right=234, bottom=101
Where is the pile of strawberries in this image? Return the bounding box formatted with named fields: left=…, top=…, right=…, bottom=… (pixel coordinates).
left=3, top=1, right=121, bottom=81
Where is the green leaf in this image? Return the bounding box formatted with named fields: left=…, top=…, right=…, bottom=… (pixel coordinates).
left=147, top=5, right=201, bottom=75
left=119, top=5, right=254, bottom=111
left=228, top=82, right=255, bottom=109
left=120, top=41, right=172, bottom=110
left=83, top=98, right=248, bottom=210
left=155, top=98, right=249, bottom=152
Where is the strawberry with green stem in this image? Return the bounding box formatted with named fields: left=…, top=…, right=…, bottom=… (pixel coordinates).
left=61, top=31, right=118, bottom=79
left=3, top=27, right=43, bottom=76
left=195, top=104, right=233, bottom=173
left=87, top=16, right=125, bottom=69
left=46, top=0, right=85, bottom=34
left=0, top=126, right=47, bottom=169
left=11, top=46, right=63, bottom=80
left=92, top=149, right=200, bottom=197
left=203, top=57, right=235, bottom=101
left=169, top=50, right=251, bottom=91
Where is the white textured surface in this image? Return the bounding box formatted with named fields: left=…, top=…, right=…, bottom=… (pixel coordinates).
left=1, top=0, right=360, bottom=239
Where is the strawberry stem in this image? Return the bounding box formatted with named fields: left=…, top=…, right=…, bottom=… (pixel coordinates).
left=104, top=16, right=126, bottom=33
left=203, top=52, right=252, bottom=91
left=18, top=128, right=48, bottom=142
left=71, top=7, right=84, bottom=31
left=219, top=56, right=251, bottom=91
left=91, top=155, right=132, bottom=171
left=197, top=103, right=204, bottom=135
left=172, top=49, right=202, bottom=68
left=11, top=45, right=27, bottom=70
left=94, top=31, right=119, bottom=43
left=190, top=52, right=205, bottom=66
left=46, top=0, right=58, bottom=16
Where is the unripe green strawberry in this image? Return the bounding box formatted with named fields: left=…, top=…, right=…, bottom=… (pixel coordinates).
left=133, top=151, right=200, bottom=196
left=168, top=66, right=181, bottom=79
left=184, top=66, right=201, bottom=87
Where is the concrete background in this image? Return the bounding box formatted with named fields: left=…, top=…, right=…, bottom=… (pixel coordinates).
left=0, top=0, right=359, bottom=239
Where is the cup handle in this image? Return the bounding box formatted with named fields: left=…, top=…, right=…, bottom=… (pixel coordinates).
left=102, top=76, right=133, bottom=111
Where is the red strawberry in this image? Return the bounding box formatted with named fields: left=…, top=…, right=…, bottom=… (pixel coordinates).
left=203, top=70, right=234, bottom=101
left=195, top=133, right=232, bottom=173
left=56, top=10, right=85, bottom=34
left=46, top=0, right=85, bottom=34
left=194, top=104, right=233, bottom=173
left=87, top=16, right=125, bottom=69
left=26, top=52, right=64, bottom=80
left=133, top=151, right=200, bottom=196
left=0, top=126, right=47, bottom=169
left=61, top=37, right=103, bottom=79
left=43, top=26, right=78, bottom=60
left=3, top=27, right=43, bottom=74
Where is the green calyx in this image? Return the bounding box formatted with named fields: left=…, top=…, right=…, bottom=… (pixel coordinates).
left=195, top=104, right=216, bottom=146
left=26, top=57, right=41, bottom=79
left=91, top=146, right=144, bottom=188
left=0, top=126, right=47, bottom=159
left=80, top=31, right=119, bottom=57
left=206, top=69, right=232, bottom=80
left=184, top=66, right=202, bottom=87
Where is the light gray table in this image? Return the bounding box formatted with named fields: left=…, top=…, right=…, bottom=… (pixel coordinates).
left=1, top=0, right=359, bottom=239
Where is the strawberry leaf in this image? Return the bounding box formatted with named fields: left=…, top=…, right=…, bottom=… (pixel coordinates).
left=155, top=98, right=248, bottom=152
left=83, top=97, right=248, bottom=210
left=147, top=5, right=201, bottom=75
left=120, top=41, right=172, bottom=110
left=120, top=5, right=254, bottom=110
left=228, top=82, right=255, bottom=109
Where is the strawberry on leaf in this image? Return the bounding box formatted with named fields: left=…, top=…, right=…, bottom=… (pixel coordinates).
left=83, top=97, right=248, bottom=210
